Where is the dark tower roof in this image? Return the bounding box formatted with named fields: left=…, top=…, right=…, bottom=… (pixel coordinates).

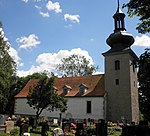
left=106, top=0, right=134, bottom=51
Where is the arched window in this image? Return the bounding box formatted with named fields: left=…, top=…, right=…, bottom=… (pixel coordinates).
left=115, top=60, right=120, bottom=70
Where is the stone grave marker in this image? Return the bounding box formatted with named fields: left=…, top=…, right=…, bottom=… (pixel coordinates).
left=0, top=115, right=5, bottom=125
left=53, top=128, right=64, bottom=136
left=54, top=119, right=58, bottom=124
left=5, top=121, right=14, bottom=133
left=62, top=121, right=70, bottom=133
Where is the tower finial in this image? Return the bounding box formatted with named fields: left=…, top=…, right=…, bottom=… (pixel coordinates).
left=113, top=0, right=126, bottom=32
left=118, top=0, right=120, bottom=9
left=117, top=0, right=120, bottom=12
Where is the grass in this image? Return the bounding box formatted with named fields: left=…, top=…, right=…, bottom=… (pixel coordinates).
left=108, top=130, right=122, bottom=136
left=30, top=134, right=41, bottom=136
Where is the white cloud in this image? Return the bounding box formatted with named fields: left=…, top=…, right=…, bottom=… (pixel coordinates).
left=64, top=24, right=72, bottom=29
left=21, top=0, right=29, bottom=3
left=46, top=1, right=62, bottom=13
left=134, top=35, right=150, bottom=47
left=16, top=34, right=40, bottom=49
left=21, top=0, right=42, bottom=3
left=35, top=0, right=42, bottom=2
left=64, top=14, right=80, bottom=23
left=8, top=47, right=23, bottom=67
left=36, top=48, right=94, bottom=67
left=0, top=28, right=23, bottom=67
left=90, top=38, right=94, bottom=42
left=35, top=5, right=50, bottom=17
left=0, top=27, right=5, bottom=38
left=17, top=48, right=94, bottom=77
left=35, top=5, right=41, bottom=10
left=39, top=11, right=49, bottom=17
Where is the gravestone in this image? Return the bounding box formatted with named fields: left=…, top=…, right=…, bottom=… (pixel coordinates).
left=0, top=115, right=6, bottom=133
left=0, top=125, right=6, bottom=133
left=5, top=121, right=14, bottom=133
left=20, top=121, right=29, bottom=136
left=53, top=128, right=64, bottom=136
left=75, top=123, right=84, bottom=136
left=96, top=119, right=107, bottom=136
left=22, top=122, right=29, bottom=133
left=0, top=115, right=5, bottom=125
left=62, top=121, right=70, bottom=133
left=54, top=119, right=58, bottom=124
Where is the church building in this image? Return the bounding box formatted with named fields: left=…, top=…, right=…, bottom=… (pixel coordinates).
left=14, top=4, right=139, bottom=123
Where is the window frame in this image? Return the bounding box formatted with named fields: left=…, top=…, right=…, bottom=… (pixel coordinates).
left=115, top=79, right=119, bottom=85
left=115, top=60, right=120, bottom=70
left=86, top=101, right=92, bottom=114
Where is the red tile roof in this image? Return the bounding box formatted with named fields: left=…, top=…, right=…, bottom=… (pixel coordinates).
left=15, top=74, right=105, bottom=98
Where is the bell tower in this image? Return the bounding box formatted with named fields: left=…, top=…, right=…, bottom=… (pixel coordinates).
left=103, top=1, right=139, bottom=123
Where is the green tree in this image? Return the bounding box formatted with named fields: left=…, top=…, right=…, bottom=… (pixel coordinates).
left=15, top=72, right=48, bottom=95
left=138, top=48, right=150, bottom=120
left=123, top=0, right=150, bottom=33
left=56, top=54, right=97, bottom=77
left=8, top=72, right=48, bottom=114
left=27, top=74, right=67, bottom=123
left=0, top=23, right=16, bottom=113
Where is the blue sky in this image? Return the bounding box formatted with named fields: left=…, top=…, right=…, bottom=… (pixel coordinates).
left=0, top=0, right=150, bottom=77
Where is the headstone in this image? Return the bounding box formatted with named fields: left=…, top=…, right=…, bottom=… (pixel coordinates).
left=62, top=121, right=71, bottom=133
left=23, top=132, right=30, bottom=136
left=0, top=115, right=5, bottom=125
left=29, top=117, right=34, bottom=128
left=75, top=123, right=84, bottom=136
left=0, top=125, right=6, bottom=133
left=148, top=121, right=150, bottom=129
left=54, top=119, right=58, bottom=124
left=53, top=128, right=64, bottom=136
left=5, top=121, right=14, bottom=133
left=0, top=115, right=6, bottom=133
left=22, top=122, right=29, bottom=133
left=96, top=119, right=107, bottom=136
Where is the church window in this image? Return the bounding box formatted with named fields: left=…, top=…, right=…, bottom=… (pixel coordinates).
left=115, top=79, right=119, bottom=85
left=134, top=81, right=137, bottom=87
left=87, top=101, right=92, bottom=114
left=115, top=60, right=120, bottom=70
left=132, top=61, right=136, bottom=72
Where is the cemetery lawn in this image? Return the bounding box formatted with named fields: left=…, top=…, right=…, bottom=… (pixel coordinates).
left=30, top=134, right=41, bottom=136
left=108, top=131, right=122, bottom=136
left=0, top=131, right=121, bottom=136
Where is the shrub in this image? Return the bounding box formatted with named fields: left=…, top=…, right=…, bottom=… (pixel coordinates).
left=121, top=125, right=149, bottom=136
left=0, top=132, right=8, bottom=136
left=10, top=128, right=19, bottom=136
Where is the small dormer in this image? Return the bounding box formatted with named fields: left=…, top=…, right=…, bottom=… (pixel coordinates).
left=79, top=83, right=88, bottom=95
left=54, top=86, right=58, bottom=92
left=63, top=85, right=72, bottom=95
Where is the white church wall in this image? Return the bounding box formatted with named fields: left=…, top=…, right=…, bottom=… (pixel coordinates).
left=14, top=97, right=105, bottom=120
